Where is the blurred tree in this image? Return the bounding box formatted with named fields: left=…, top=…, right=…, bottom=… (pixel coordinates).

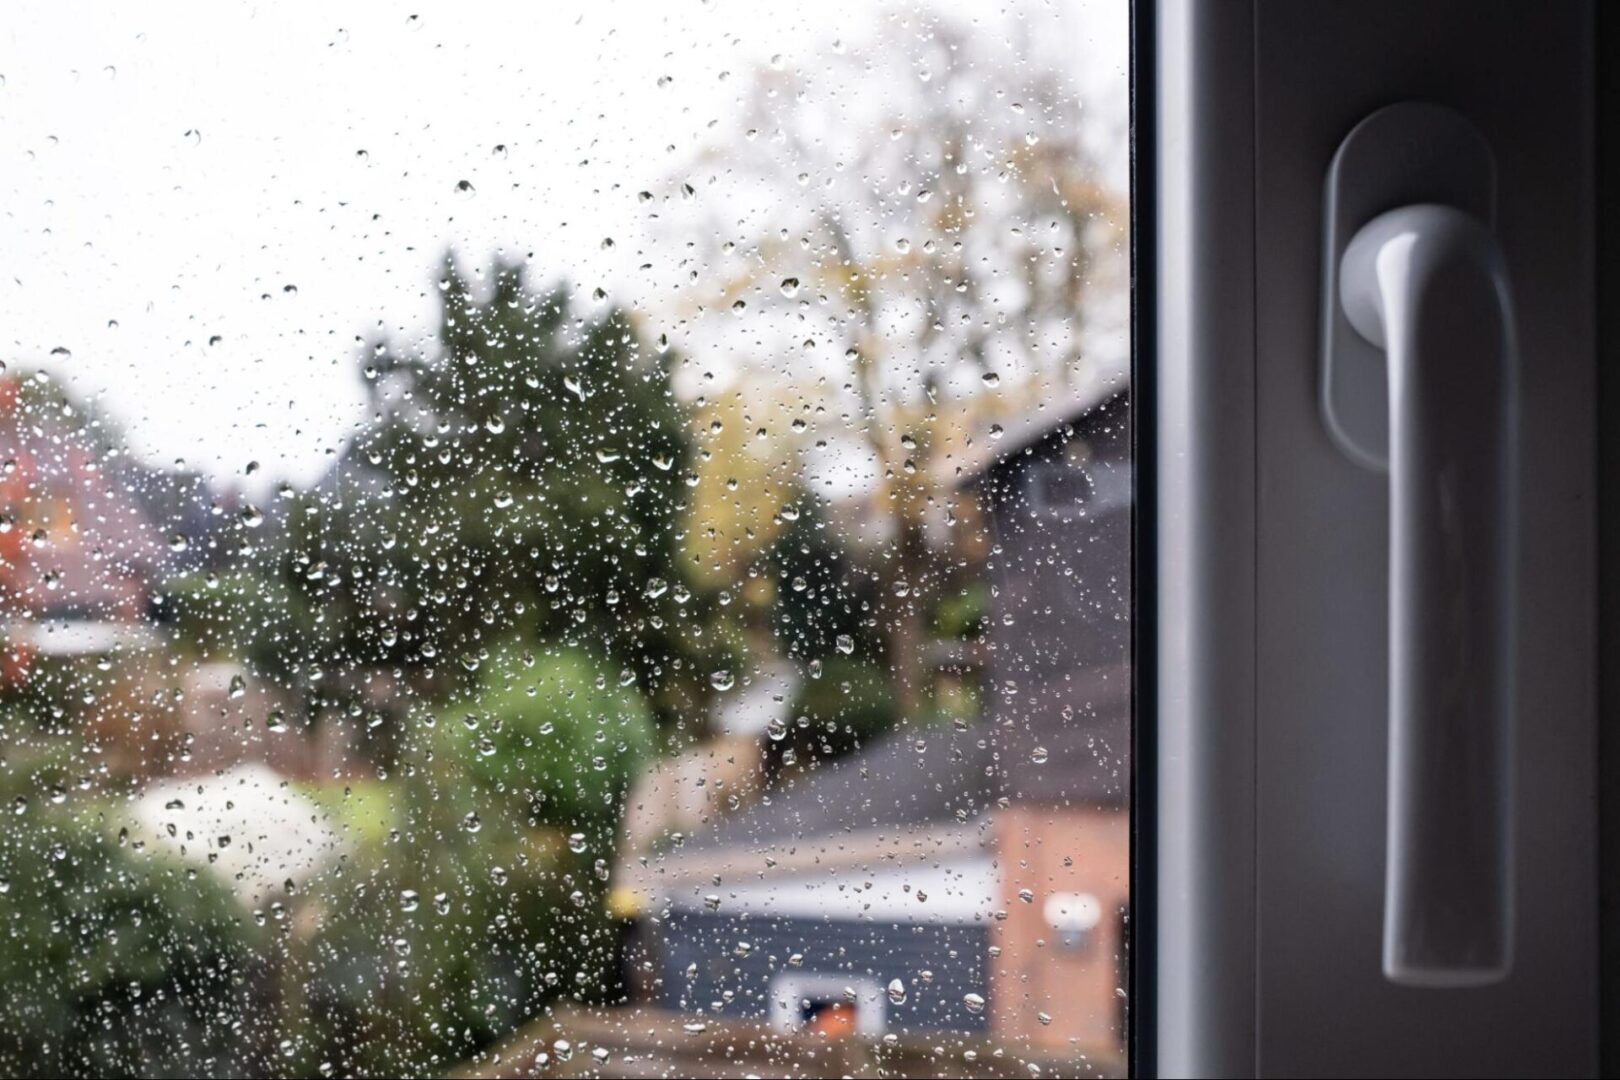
left=781, top=654, right=901, bottom=767
left=761, top=495, right=883, bottom=665
left=437, top=644, right=657, bottom=843
left=680, top=13, right=1124, bottom=716
left=238, top=254, right=723, bottom=734
left=679, top=377, right=801, bottom=594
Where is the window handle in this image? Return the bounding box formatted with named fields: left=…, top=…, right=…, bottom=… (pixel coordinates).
left=1339, top=203, right=1518, bottom=987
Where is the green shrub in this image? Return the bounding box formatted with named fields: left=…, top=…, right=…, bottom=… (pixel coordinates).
left=437, top=645, right=656, bottom=838
left=0, top=747, right=264, bottom=1077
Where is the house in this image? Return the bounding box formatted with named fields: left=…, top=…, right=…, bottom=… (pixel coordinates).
left=611, top=383, right=1132, bottom=1065
left=0, top=372, right=165, bottom=680
left=0, top=370, right=317, bottom=782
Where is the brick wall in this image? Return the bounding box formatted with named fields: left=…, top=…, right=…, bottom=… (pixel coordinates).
left=990, top=803, right=1130, bottom=1057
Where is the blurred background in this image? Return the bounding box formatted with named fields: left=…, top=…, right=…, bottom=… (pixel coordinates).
left=0, top=2, right=1129, bottom=1075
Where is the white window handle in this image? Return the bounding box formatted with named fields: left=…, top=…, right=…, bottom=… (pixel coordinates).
left=1339, top=203, right=1519, bottom=987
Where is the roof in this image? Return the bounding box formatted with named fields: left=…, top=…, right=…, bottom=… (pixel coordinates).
left=667, top=659, right=1129, bottom=869
left=644, top=384, right=1132, bottom=875
left=941, top=376, right=1130, bottom=489
left=682, top=718, right=999, bottom=856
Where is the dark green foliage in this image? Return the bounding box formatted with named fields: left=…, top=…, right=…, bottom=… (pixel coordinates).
left=780, top=655, right=900, bottom=765
left=438, top=644, right=657, bottom=838
left=236, top=253, right=715, bottom=723
left=763, top=498, right=883, bottom=663
left=0, top=736, right=264, bottom=1078
left=291, top=648, right=648, bottom=1077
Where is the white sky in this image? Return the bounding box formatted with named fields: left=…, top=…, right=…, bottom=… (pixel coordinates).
left=1, top=0, right=1126, bottom=488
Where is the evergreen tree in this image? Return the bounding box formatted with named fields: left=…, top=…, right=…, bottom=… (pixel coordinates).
left=261, top=254, right=718, bottom=725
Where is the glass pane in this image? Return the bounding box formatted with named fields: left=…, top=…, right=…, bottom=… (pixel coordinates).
left=0, top=1, right=1128, bottom=1075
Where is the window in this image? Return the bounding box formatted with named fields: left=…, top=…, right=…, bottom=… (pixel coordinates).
left=0, top=2, right=1130, bottom=1077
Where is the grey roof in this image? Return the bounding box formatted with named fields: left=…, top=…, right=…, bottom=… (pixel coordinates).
left=941, top=380, right=1130, bottom=489
left=683, top=721, right=998, bottom=855
left=680, top=660, right=1130, bottom=858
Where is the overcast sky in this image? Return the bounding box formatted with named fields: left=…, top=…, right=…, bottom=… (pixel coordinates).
left=1, top=0, right=1126, bottom=489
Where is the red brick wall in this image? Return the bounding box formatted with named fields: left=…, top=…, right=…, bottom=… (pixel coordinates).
left=990, top=803, right=1130, bottom=1057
